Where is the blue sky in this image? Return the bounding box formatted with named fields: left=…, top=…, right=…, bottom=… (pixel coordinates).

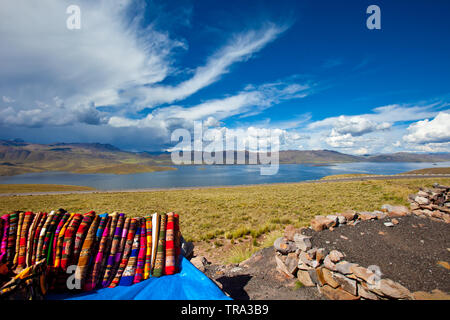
left=0, top=0, right=449, bottom=154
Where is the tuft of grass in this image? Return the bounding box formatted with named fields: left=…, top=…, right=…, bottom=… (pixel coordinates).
left=293, top=281, right=304, bottom=290
left=260, top=230, right=284, bottom=249
left=226, top=243, right=259, bottom=264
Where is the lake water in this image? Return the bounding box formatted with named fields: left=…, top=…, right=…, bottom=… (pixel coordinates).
left=0, top=162, right=449, bottom=190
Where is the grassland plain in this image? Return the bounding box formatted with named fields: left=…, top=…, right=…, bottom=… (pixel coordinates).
left=0, top=178, right=449, bottom=263
left=0, top=184, right=95, bottom=193
left=402, top=167, right=450, bottom=174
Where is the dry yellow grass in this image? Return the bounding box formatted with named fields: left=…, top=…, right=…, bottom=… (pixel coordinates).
left=0, top=178, right=448, bottom=247
left=320, top=173, right=378, bottom=180
left=0, top=184, right=95, bottom=194
left=401, top=167, right=450, bottom=175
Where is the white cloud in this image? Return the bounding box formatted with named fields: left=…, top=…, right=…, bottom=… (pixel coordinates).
left=353, top=147, right=369, bottom=155
left=108, top=81, right=310, bottom=129
left=0, top=0, right=183, bottom=127
left=325, top=129, right=357, bottom=148
left=2, top=96, right=14, bottom=103
left=305, top=103, right=446, bottom=152
left=331, top=115, right=391, bottom=136
left=403, top=112, right=450, bottom=144
left=130, top=23, right=288, bottom=109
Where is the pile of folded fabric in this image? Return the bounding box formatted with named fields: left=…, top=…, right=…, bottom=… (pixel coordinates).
left=0, top=210, right=181, bottom=299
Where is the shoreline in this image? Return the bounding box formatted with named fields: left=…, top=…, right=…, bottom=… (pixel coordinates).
left=1, top=173, right=449, bottom=197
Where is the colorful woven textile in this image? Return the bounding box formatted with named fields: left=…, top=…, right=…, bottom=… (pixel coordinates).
left=84, top=216, right=111, bottom=291
left=31, top=212, right=47, bottom=265
left=0, top=214, right=9, bottom=263
left=133, top=218, right=146, bottom=283
left=75, top=215, right=100, bottom=287
left=101, top=213, right=124, bottom=287
left=174, top=213, right=181, bottom=272
left=42, top=210, right=64, bottom=265
left=143, top=215, right=152, bottom=280
left=17, top=212, right=35, bottom=270
left=51, top=212, right=70, bottom=266
left=164, top=212, right=176, bottom=275
left=153, top=213, right=166, bottom=277
left=98, top=212, right=118, bottom=282
left=109, top=218, right=137, bottom=288
left=95, top=213, right=109, bottom=242
left=112, top=216, right=130, bottom=279
left=72, top=211, right=95, bottom=265
left=7, top=212, right=19, bottom=266
left=60, top=213, right=83, bottom=271
left=0, top=218, right=3, bottom=255
left=13, top=211, right=24, bottom=267
left=35, top=211, right=55, bottom=263
left=53, top=213, right=74, bottom=268
left=0, top=209, right=183, bottom=296
left=119, top=221, right=141, bottom=286
left=151, top=213, right=160, bottom=271
left=26, top=212, right=43, bottom=267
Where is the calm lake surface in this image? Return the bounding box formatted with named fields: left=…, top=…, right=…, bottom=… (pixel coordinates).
left=0, top=162, right=449, bottom=190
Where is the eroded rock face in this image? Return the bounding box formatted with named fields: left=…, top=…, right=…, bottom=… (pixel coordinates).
left=294, top=233, right=312, bottom=251
left=285, top=252, right=299, bottom=275
left=358, top=283, right=380, bottom=300
left=310, top=216, right=336, bottom=232
left=358, top=211, right=378, bottom=221
left=191, top=256, right=208, bottom=272
left=378, top=279, right=412, bottom=299
left=331, top=272, right=357, bottom=295
left=297, top=270, right=316, bottom=287
left=275, top=254, right=294, bottom=278
left=328, top=250, right=344, bottom=263
left=335, top=261, right=358, bottom=275
left=316, top=267, right=339, bottom=288
left=414, top=196, right=430, bottom=205
left=274, top=237, right=296, bottom=254
left=319, top=285, right=359, bottom=300
left=337, top=210, right=357, bottom=221
left=350, top=265, right=378, bottom=285
left=284, top=225, right=299, bottom=241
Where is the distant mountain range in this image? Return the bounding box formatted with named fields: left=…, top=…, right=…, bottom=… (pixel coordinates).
left=0, top=139, right=449, bottom=176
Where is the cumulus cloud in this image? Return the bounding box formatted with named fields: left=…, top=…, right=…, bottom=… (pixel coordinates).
left=305, top=103, right=446, bottom=152
left=0, top=0, right=183, bottom=127
left=403, top=112, right=450, bottom=144
left=353, top=147, right=369, bottom=155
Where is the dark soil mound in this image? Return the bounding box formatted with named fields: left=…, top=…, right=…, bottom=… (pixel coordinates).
left=304, top=215, right=450, bottom=293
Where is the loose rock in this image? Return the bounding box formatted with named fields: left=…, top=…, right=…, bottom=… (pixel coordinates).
left=274, top=237, right=296, bottom=254
left=294, top=233, right=312, bottom=251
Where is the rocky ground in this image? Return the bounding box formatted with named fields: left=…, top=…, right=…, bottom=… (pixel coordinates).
left=201, top=247, right=325, bottom=300
left=303, top=215, right=450, bottom=293
left=190, top=183, right=450, bottom=300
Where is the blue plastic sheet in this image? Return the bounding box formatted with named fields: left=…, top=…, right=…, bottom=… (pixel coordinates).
left=47, top=256, right=231, bottom=300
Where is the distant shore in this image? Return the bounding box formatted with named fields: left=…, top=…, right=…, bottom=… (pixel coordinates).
left=1, top=172, right=449, bottom=197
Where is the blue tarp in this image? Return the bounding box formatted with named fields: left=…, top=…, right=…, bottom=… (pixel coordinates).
left=47, top=257, right=231, bottom=300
